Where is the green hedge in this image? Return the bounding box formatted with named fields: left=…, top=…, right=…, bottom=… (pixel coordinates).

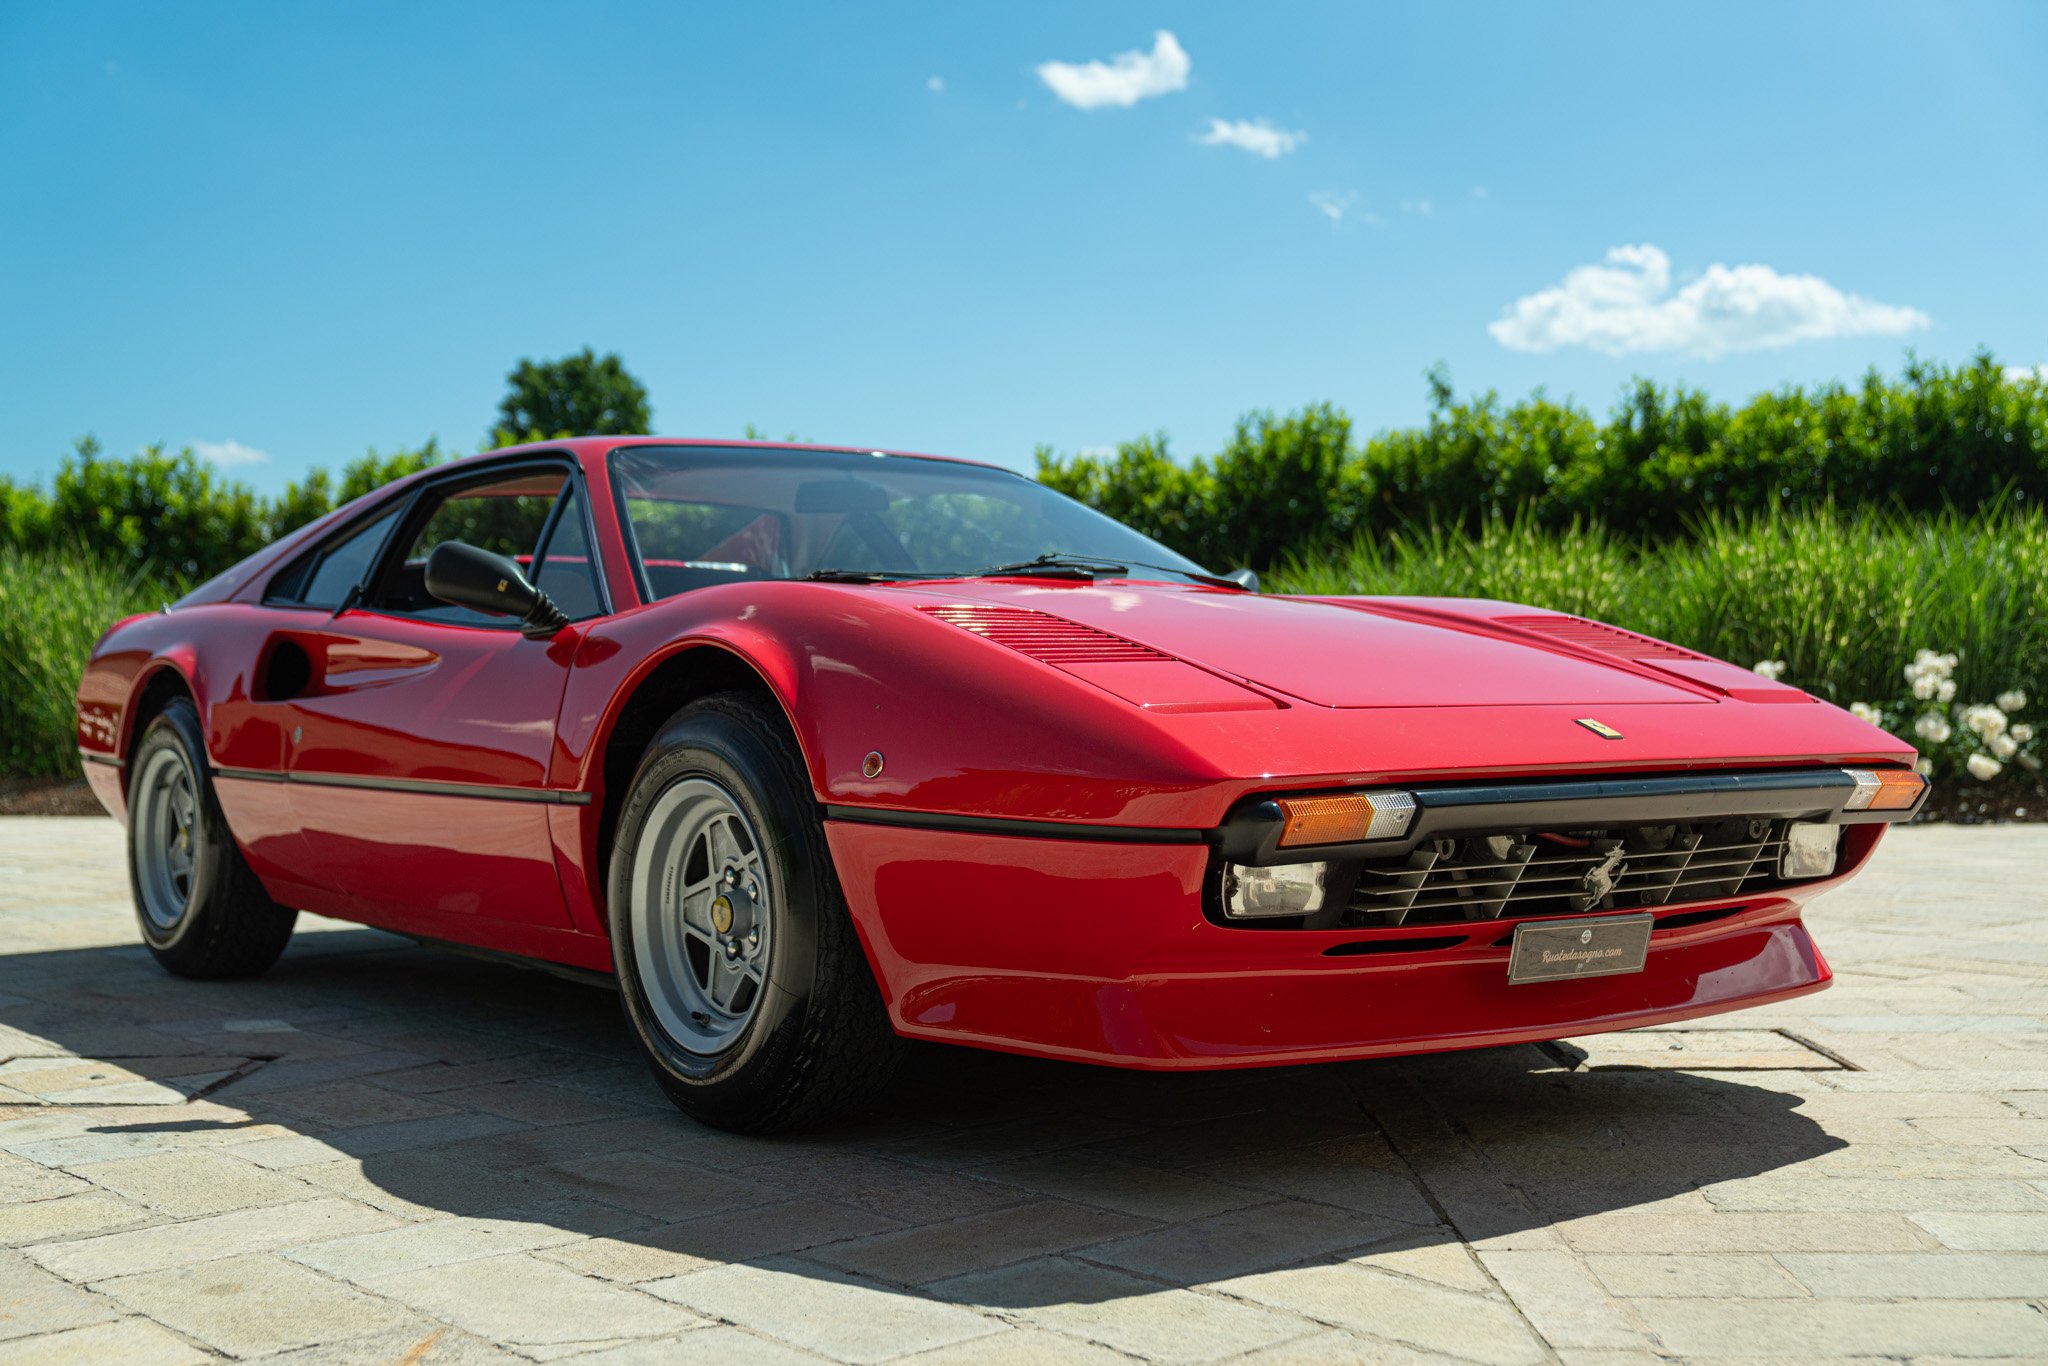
left=0, top=439, right=445, bottom=582
left=1039, top=354, right=2048, bottom=570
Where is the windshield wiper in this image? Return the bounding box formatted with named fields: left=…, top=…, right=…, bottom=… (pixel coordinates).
left=803, top=568, right=940, bottom=583
left=971, top=554, right=1127, bottom=580
left=971, top=553, right=1248, bottom=591
left=806, top=555, right=1253, bottom=590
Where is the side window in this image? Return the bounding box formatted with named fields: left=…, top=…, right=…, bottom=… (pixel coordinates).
left=370, top=469, right=566, bottom=623
left=272, top=505, right=404, bottom=609
left=531, top=487, right=604, bottom=621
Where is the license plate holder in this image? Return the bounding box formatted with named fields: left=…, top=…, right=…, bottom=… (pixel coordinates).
left=1508, top=912, right=1654, bottom=984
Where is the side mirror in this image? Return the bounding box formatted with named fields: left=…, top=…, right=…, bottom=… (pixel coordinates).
left=424, top=541, right=568, bottom=640
left=1225, top=567, right=1260, bottom=593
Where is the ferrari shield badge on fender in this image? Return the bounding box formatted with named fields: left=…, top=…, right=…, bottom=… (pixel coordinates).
left=1575, top=718, right=1624, bottom=740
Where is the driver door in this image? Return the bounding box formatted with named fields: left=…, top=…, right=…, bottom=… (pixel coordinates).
left=280, top=459, right=607, bottom=933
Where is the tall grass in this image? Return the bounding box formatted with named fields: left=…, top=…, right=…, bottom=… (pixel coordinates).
left=1270, top=505, right=2048, bottom=712
left=0, top=545, right=178, bottom=779
left=1, top=508, right=2043, bottom=780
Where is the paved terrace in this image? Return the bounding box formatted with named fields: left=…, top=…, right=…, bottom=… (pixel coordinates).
left=2, top=818, right=2047, bottom=1364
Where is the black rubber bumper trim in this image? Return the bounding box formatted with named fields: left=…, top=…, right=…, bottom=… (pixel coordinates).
left=823, top=804, right=1205, bottom=845
left=214, top=766, right=592, bottom=806
left=830, top=766, right=1926, bottom=860
left=1217, top=766, right=1921, bottom=866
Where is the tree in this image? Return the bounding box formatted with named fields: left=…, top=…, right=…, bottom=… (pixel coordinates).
left=492, top=349, right=652, bottom=445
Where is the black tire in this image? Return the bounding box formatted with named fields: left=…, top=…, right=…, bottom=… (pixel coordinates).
left=608, top=692, right=901, bottom=1133
left=126, top=698, right=297, bottom=979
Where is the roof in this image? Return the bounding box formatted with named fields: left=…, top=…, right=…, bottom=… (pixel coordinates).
left=443, top=435, right=1011, bottom=475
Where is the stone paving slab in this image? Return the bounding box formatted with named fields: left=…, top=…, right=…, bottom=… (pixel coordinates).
left=2, top=817, right=2047, bottom=1362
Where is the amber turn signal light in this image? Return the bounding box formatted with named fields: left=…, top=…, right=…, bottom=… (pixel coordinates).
left=1842, top=767, right=1926, bottom=812
left=1274, top=790, right=1418, bottom=847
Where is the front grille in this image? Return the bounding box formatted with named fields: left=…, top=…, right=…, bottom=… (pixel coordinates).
left=1346, top=817, right=1792, bottom=928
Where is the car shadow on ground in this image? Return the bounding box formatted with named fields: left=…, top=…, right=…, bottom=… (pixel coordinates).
left=0, top=926, right=1845, bottom=1306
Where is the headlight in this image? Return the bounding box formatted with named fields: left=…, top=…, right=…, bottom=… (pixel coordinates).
left=1781, top=822, right=1841, bottom=879
left=1224, top=861, right=1334, bottom=918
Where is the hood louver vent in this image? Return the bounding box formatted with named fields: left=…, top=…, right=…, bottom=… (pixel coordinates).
left=1497, top=614, right=1701, bottom=662
left=920, top=605, right=1170, bottom=664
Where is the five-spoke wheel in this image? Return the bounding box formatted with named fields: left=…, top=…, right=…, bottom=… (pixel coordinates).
left=629, top=778, right=775, bottom=1053
left=609, top=692, right=900, bottom=1132
left=131, top=744, right=200, bottom=933
left=126, top=697, right=297, bottom=979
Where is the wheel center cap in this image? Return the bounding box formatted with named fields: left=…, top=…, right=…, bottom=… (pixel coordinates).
left=710, top=893, right=740, bottom=935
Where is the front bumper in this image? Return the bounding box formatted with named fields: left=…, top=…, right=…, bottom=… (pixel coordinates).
left=823, top=815, right=1868, bottom=1069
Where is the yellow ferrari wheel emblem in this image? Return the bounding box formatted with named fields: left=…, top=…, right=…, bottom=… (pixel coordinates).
left=710, top=895, right=735, bottom=934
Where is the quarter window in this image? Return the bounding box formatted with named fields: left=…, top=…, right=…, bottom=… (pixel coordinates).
left=273, top=504, right=404, bottom=609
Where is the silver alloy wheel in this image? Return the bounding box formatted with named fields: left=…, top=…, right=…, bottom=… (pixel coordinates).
left=629, top=776, right=774, bottom=1054
left=132, top=746, right=199, bottom=933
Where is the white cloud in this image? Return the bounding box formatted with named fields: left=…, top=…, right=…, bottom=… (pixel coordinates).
left=1036, top=30, right=1189, bottom=110
left=926, top=75, right=944, bottom=94
left=1309, top=190, right=1357, bottom=225
left=191, top=439, right=270, bottom=467
left=1400, top=198, right=1433, bottom=216
left=2005, top=363, right=2047, bottom=383
left=1470, top=185, right=1489, bottom=200
left=1489, top=244, right=1931, bottom=358
left=1196, top=118, right=1304, bottom=159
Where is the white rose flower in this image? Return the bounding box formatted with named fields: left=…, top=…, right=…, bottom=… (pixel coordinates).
left=1937, top=679, right=1957, bottom=703
left=1916, top=757, right=1935, bottom=776
left=1967, top=752, right=2003, bottom=781
left=1992, top=733, right=2019, bottom=759
left=1998, top=690, right=2027, bottom=713
left=1912, top=675, right=1938, bottom=700
left=2013, top=723, right=2036, bottom=743
left=1849, top=702, right=1883, bottom=725
left=1963, top=704, right=2008, bottom=738
left=1914, top=714, right=1952, bottom=743
left=1752, top=660, right=1787, bottom=682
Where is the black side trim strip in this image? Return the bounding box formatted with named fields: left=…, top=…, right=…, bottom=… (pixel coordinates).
left=823, top=804, right=1204, bottom=844
left=214, top=766, right=592, bottom=806
left=79, top=752, right=125, bottom=768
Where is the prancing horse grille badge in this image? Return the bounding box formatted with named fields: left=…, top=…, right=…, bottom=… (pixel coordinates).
left=1575, top=718, right=1624, bottom=740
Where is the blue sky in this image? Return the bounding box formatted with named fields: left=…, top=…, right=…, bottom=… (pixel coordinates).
left=3, top=2, right=2043, bottom=493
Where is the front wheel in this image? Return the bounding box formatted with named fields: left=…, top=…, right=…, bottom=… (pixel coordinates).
left=127, top=698, right=297, bottom=978
left=608, top=693, right=900, bottom=1133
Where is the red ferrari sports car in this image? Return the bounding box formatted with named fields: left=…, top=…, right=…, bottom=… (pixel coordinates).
left=77, top=437, right=1926, bottom=1131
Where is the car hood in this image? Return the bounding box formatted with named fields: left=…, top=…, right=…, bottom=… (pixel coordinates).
left=907, top=580, right=1734, bottom=709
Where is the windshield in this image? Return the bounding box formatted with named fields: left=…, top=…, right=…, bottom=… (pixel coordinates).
left=609, top=445, right=1212, bottom=602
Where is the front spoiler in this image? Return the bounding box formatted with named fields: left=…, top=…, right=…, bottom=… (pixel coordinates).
left=824, top=819, right=1852, bottom=1070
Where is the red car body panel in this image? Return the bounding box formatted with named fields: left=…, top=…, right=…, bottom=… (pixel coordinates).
left=76, top=437, right=1921, bottom=1067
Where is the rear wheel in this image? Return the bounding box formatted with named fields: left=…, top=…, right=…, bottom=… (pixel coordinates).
left=127, top=699, right=297, bottom=978
left=609, top=693, right=900, bottom=1133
